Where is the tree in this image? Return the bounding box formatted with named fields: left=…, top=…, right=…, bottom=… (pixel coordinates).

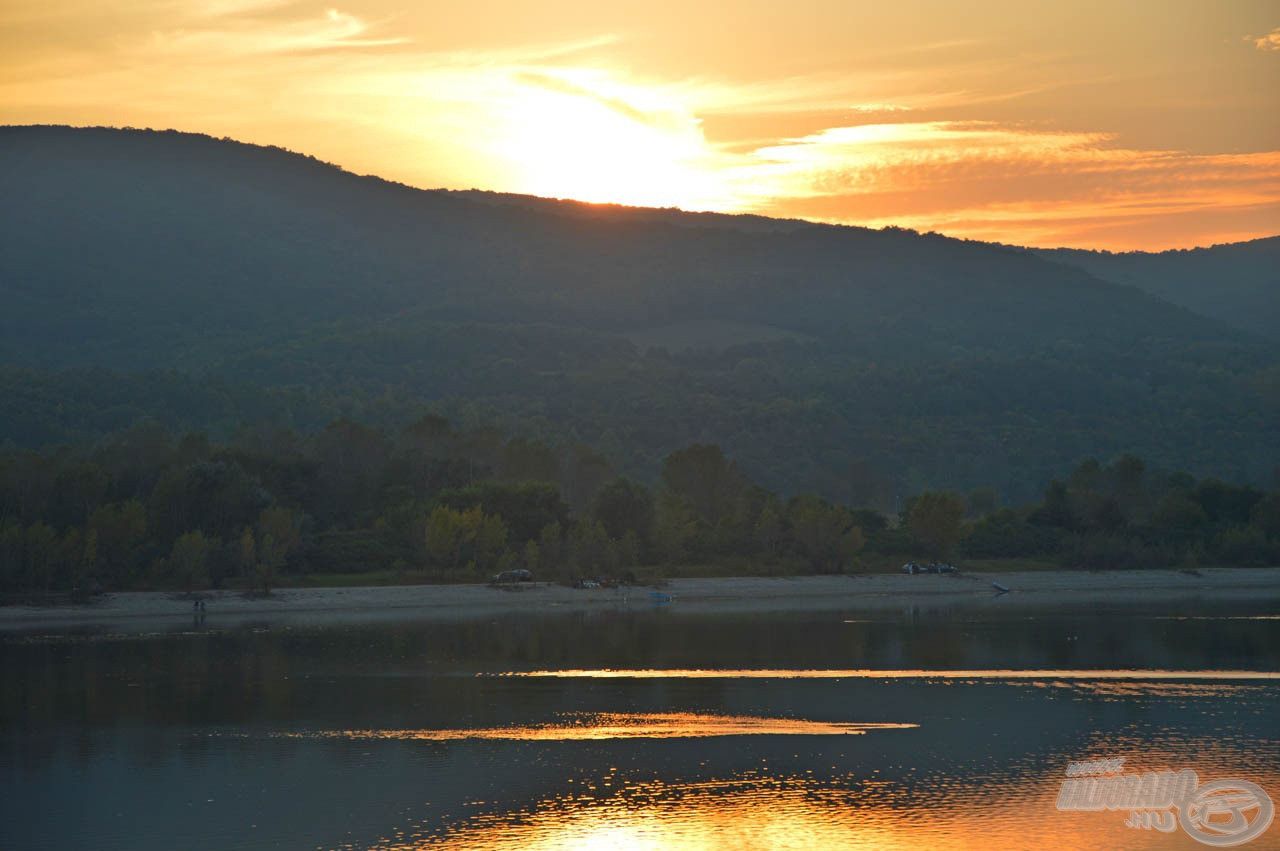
left=1150, top=492, right=1208, bottom=541
left=77, top=528, right=97, bottom=590
left=89, top=500, right=147, bottom=585
left=568, top=520, right=617, bottom=578
left=966, top=488, right=998, bottom=519
left=537, top=522, right=563, bottom=572
left=661, top=444, right=746, bottom=524
left=472, top=511, right=508, bottom=574
left=753, top=502, right=783, bottom=557
left=559, top=445, right=614, bottom=513
left=253, top=506, right=302, bottom=593
left=499, top=438, right=559, bottom=483
left=169, top=530, right=211, bottom=592
left=592, top=478, right=654, bottom=548
left=653, top=490, right=697, bottom=563
left=522, top=539, right=540, bottom=572
left=905, top=491, right=966, bottom=560
left=1251, top=493, right=1280, bottom=539
left=25, top=523, right=57, bottom=592
left=788, top=495, right=864, bottom=573
left=237, top=527, right=256, bottom=579
left=425, top=506, right=465, bottom=568
left=438, top=481, right=568, bottom=546
left=424, top=504, right=506, bottom=572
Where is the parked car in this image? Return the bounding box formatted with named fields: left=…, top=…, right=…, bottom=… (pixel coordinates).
left=491, top=568, right=533, bottom=584
left=903, top=561, right=957, bottom=575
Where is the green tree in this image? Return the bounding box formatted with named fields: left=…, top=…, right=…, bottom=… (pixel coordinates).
left=753, top=502, right=783, bottom=557
left=661, top=444, right=746, bottom=524
left=653, top=490, right=697, bottom=564
left=472, top=511, right=508, bottom=574
left=170, top=530, right=211, bottom=592
left=788, top=495, right=864, bottom=573
left=438, top=482, right=568, bottom=546
left=522, top=539, right=541, bottom=572
left=25, top=523, right=58, bottom=592
left=568, top=520, right=617, bottom=578
left=425, top=505, right=465, bottom=568
left=237, top=527, right=256, bottom=579
left=89, top=500, right=147, bottom=585
left=537, top=521, right=563, bottom=573
left=254, top=506, right=301, bottom=594
left=592, top=478, right=654, bottom=548
left=905, top=491, right=966, bottom=560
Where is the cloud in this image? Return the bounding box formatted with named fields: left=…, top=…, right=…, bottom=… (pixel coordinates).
left=150, top=8, right=406, bottom=56
left=1250, top=28, right=1280, bottom=51
left=513, top=71, right=681, bottom=129
left=725, top=121, right=1280, bottom=248
left=193, top=0, right=297, bottom=17
left=848, top=103, right=913, bottom=113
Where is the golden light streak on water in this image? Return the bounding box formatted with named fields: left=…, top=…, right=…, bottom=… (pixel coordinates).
left=275, top=713, right=918, bottom=742
left=492, top=668, right=1280, bottom=681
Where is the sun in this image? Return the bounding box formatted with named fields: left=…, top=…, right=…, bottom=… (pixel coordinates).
left=488, top=72, right=734, bottom=211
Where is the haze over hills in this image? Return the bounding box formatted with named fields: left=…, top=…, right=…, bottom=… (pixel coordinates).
left=1033, top=239, right=1280, bottom=341
left=1, top=125, right=1276, bottom=502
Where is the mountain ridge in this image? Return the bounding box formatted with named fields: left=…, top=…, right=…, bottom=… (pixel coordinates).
left=1, top=124, right=1275, bottom=500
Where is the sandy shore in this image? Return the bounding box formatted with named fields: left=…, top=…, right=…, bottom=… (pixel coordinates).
left=2, top=568, right=1278, bottom=633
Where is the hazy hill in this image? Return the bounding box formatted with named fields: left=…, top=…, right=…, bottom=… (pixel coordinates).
left=1, top=125, right=1276, bottom=500
left=1036, top=239, right=1280, bottom=340
left=0, top=124, right=1236, bottom=368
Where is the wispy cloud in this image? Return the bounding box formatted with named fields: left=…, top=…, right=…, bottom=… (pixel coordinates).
left=192, top=0, right=298, bottom=18
left=728, top=121, right=1280, bottom=247
left=513, top=70, right=684, bottom=130
left=848, top=103, right=913, bottom=113
left=150, top=7, right=406, bottom=55
left=1250, top=27, right=1280, bottom=51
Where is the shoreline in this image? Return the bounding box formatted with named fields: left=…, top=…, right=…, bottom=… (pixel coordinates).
left=2, top=568, right=1278, bottom=633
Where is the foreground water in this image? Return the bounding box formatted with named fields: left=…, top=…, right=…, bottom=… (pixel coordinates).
left=3, top=598, right=1279, bottom=849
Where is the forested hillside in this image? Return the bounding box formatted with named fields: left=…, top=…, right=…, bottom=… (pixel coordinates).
left=1, top=125, right=1277, bottom=502
left=1037, top=238, right=1279, bottom=340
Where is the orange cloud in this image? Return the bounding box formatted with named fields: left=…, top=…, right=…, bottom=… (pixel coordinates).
left=726, top=122, right=1280, bottom=248
left=149, top=8, right=407, bottom=56
left=1251, top=28, right=1280, bottom=51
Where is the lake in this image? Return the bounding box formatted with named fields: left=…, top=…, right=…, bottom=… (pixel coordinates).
left=3, top=598, right=1278, bottom=849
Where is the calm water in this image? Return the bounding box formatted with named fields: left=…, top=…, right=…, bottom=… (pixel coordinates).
left=3, top=598, right=1279, bottom=850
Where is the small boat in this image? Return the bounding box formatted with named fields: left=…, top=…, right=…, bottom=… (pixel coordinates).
left=991, top=581, right=1010, bottom=595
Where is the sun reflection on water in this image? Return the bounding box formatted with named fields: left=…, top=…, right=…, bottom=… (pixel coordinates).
left=365, top=768, right=1260, bottom=851
left=339, top=705, right=1280, bottom=851
left=493, top=668, right=1280, bottom=681
left=275, top=713, right=918, bottom=742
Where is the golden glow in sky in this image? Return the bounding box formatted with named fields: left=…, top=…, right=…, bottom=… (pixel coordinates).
left=2, top=0, right=1278, bottom=249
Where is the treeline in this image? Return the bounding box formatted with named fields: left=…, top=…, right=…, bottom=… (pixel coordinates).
left=1, top=418, right=1277, bottom=595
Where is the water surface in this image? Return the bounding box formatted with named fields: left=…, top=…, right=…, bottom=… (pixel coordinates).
left=3, top=598, right=1278, bottom=849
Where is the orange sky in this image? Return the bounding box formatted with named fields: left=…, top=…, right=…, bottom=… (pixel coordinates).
left=3, top=0, right=1279, bottom=249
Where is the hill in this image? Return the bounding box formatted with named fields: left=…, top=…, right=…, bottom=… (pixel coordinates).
left=1, top=125, right=1276, bottom=501
left=1036, top=239, right=1280, bottom=340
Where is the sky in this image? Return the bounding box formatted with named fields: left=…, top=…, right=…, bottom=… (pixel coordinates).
left=3, top=0, right=1279, bottom=249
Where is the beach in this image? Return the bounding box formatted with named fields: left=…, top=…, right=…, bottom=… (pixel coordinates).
left=2, top=567, right=1277, bottom=633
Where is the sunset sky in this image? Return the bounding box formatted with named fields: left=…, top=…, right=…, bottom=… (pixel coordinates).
left=3, top=0, right=1278, bottom=249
